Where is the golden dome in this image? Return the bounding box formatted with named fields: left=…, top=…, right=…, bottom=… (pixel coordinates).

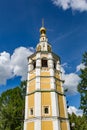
left=40, top=27, right=46, bottom=34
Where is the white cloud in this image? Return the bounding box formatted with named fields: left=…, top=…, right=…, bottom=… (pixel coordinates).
left=76, top=63, right=85, bottom=72
left=0, top=52, right=13, bottom=85
left=68, top=106, right=83, bottom=116
left=11, top=47, right=34, bottom=80
left=63, top=73, right=80, bottom=94
left=0, top=47, right=34, bottom=85
left=52, top=0, right=87, bottom=12
left=61, top=66, right=81, bottom=95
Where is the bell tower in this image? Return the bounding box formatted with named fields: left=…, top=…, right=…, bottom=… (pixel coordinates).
left=24, top=24, right=70, bottom=130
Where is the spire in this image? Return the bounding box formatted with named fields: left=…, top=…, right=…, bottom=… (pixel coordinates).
left=40, top=19, right=46, bottom=36
left=42, top=18, right=44, bottom=27
left=36, top=20, right=52, bottom=52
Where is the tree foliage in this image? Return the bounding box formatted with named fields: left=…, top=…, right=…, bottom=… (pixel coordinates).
left=69, top=113, right=87, bottom=130
left=78, top=52, right=87, bottom=116
left=0, top=83, right=25, bottom=130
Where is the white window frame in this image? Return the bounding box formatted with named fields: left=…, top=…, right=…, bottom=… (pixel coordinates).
left=42, top=106, right=50, bottom=115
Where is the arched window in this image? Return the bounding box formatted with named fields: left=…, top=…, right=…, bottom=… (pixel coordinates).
left=54, top=62, right=56, bottom=69
left=33, top=60, right=36, bottom=69
left=42, top=58, right=48, bottom=67
left=47, top=45, right=51, bottom=52
left=37, top=45, right=41, bottom=51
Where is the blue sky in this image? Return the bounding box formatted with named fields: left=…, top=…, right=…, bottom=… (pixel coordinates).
left=0, top=0, right=87, bottom=115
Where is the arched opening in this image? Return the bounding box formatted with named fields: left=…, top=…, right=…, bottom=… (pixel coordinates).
left=47, top=45, right=51, bottom=52
left=33, top=60, right=36, bottom=69
left=54, top=62, right=56, bottom=69
left=42, top=58, right=48, bottom=67
left=37, top=45, right=41, bottom=51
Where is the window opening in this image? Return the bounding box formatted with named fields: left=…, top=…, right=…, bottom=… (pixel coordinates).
left=29, top=108, right=33, bottom=115
left=42, top=59, right=48, bottom=67
left=54, top=62, right=56, bottom=69
left=43, top=106, right=49, bottom=114
left=33, top=61, right=36, bottom=69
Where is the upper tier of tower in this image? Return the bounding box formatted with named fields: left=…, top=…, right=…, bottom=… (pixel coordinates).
left=36, top=25, right=52, bottom=52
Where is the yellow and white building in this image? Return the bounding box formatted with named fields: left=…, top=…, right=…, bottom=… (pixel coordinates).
left=24, top=25, right=70, bottom=130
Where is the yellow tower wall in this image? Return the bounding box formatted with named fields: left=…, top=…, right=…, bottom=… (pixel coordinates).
left=42, top=121, right=53, bottom=130
left=27, top=122, right=34, bottom=130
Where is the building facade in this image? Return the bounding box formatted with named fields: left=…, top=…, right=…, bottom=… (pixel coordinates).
left=24, top=25, right=70, bottom=130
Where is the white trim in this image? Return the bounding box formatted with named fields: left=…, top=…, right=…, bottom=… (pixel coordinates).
left=24, top=121, right=27, bottom=130
left=36, top=59, right=41, bottom=67
left=51, top=92, right=59, bottom=117
left=28, top=58, right=33, bottom=71
left=36, top=52, right=41, bottom=59
left=24, top=95, right=28, bottom=120
left=56, top=61, right=60, bottom=71
left=28, top=64, right=33, bottom=71
left=48, top=53, right=53, bottom=59
left=50, top=68, right=54, bottom=76
left=53, top=119, right=60, bottom=130
left=36, top=68, right=40, bottom=76
left=36, top=53, right=41, bottom=89
left=36, top=76, right=40, bottom=89
left=48, top=60, right=54, bottom=68
left=35, top=120, right=41, bottom=130
left=27, top=81, right=29, bottom=93
left=36, top=53, right=41, bottom=68
left=50, top=77, right=55, bottom=89
left=35, top=92, right=41, bottom=117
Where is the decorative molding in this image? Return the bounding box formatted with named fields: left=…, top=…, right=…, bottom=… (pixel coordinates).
left=26, top=89, right=65, bottom=96
left=24, top=116, right=69, bottom=122
left=27, top=51, right=60, bottom=61
left=27, top=76, right=63, bottom=83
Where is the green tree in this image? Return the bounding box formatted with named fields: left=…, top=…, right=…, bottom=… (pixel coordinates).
left=78, top=52, right=87, bottom=116
left=20, top=80, right=27, bottom=99
left=69, top=113, right=87, bottom=130
left=0, top=86, right=25, bottom=130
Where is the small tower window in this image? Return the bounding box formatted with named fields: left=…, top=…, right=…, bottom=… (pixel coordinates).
left=44, top=107, right=49, bottom=114
left=43, top=106, right=49, bottom=115
left=37, top=45, right=41, bottom=51
left=42, top=58, right=48, bottom=67
left=48, top=45, right=51, bottom=52
left=29, top=108, right=34, bottom=115
left=54, top=62, right=56, bottom=69
left=33, top=60, right=36, bottom=69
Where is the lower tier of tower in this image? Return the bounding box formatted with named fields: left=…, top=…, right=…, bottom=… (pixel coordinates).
left=24, top=91, right=70, bottom=130
left=24, top=117, right=70, bottom=130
